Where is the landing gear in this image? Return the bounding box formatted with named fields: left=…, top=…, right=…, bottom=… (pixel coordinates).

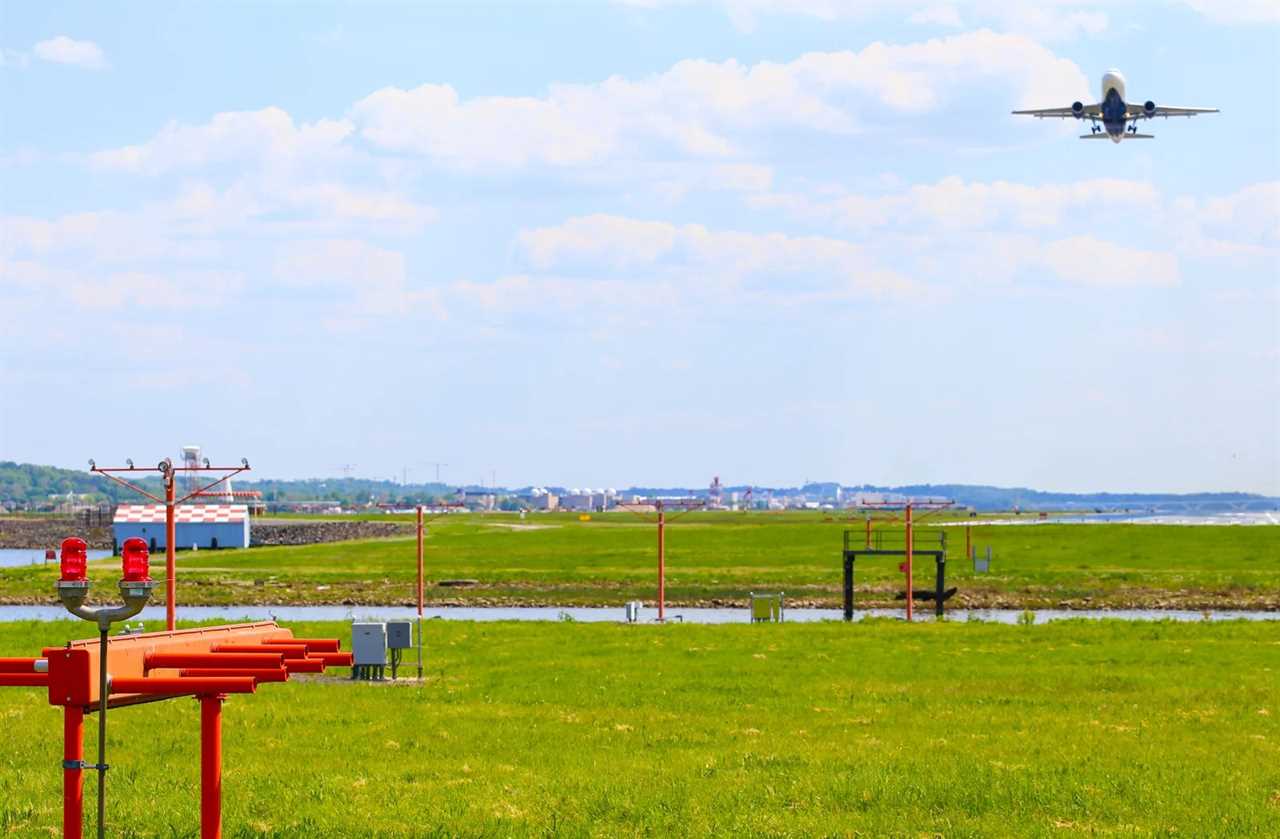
left=1127, top=122, right=1139, bottom=135
left=1090, top=124, right=1102, bottom=135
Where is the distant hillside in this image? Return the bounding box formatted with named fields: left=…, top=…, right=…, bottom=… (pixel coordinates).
left=1, top=461, right=1274, bottom=512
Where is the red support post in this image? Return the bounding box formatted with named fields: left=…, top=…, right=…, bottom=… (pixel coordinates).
left=905, top=504, right=914, bottom=622
left=63, top=705, right=84, bottom=839
left=657, top=506, right=666, bottom=622
left=416, top=506, right=424, bottom=619
left=965, top=524, right=972, bottom=566
left=200, top=696, right=223, bottom=839
left=165, top=473, right=176, bottom=632
left=864, top=516, right=871, bottom=549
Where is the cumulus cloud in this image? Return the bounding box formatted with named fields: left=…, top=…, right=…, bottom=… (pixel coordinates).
left=751, top=176, right=1161, bottom=231
left=518, top=213, right=921, bottom=300
left=91, top=107, right=353, bottom=175
left=1042, top=237, right=1179, bottom=286
left=349, top=31, right=1086, bottom=169
left=32, top=36, right=107, bottom=69
left=618, top=1, right=1272, bottom=36
left=0, top=259, right=242, bottom=310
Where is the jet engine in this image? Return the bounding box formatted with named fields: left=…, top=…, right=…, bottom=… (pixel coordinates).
left=1071, top=101, right=1084, bottom=117
left=1144, top=100, right=1156, bottom=116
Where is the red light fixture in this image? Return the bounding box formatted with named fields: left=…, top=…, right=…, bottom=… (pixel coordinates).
left=121, top=537, right=151, bottom=582
left=59, top=537, right=88, bottom=582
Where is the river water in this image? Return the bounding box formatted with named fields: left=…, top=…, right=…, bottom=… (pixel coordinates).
left=0, top=604, right=1275, bottom=625
left=0, top=548, right=113, bottom=569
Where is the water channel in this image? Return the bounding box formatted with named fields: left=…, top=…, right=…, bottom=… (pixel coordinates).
left=0, top=604, right=1274, bottom=625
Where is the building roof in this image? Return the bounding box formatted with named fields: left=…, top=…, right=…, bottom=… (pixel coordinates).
left=114, top=504, right=248, bottom=524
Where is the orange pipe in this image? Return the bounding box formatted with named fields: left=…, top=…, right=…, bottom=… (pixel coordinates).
left=63, top=705, right=84, bottom=839
left=146, top=653, right=284, bottom=670
left=313, top=652, right=353, bottom=667
left=179, top=668, right=287, bottom=683
left=0, top=657, right=41, bottom=672
left=110, top=677, right=255, bottom=695
left=282, top=659, right=325, bottom=674
left=262, top=638, right=341, bottom=653
left=213, top=644, right=308, bottom=658
left=201, top=696, right=222, bottom=839
left=0, top=673, right=48, bottom=687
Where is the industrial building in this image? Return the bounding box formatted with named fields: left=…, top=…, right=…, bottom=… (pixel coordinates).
left=112, top=504, right=250, bottom=551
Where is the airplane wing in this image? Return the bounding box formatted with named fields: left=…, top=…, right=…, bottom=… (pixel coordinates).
left=1013, top=104, right=1101, bottom=120
left=1127, top=104, right=1219, bottom=119
left=1079, top=133, right=1154, bottom=139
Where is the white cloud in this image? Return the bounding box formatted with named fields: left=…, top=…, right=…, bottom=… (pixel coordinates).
left=273, top=239, right=405, bottom=292
left=1042, top=236, right=1179, bottom=286
left=1180, top=0, right=1280, bottom=23
left=749, top=176, right=1161, bottom=231
left=0, top=259, right=242, bottom=309
left=519, top=213, right=922, bottom=300
left=349, top=31, right=1086, bottom=169
left=32, top=36, right=107, bottom=70
left=91, top=107, right=353, bottom=175
left=619, top=1, right=1274, bottom=35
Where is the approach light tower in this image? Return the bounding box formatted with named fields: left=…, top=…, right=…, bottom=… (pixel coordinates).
left=181, top=445, right=234, bottom=504
left=709, top=476, right=722, bottom=509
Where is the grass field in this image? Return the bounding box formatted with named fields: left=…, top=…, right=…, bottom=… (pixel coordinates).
left=3, top=512, right=1276, bottom=610
left=0, top=618, right=1276, bottom=836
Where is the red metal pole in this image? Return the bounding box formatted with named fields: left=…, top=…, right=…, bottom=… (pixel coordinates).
left=965, top=524, right=972, bottom=566
left=165, top=473, right=176, bottom=632
left=416, top=506, right=424, bottom=619
left=63, top=705, right=84, bottom=839
left=416, top=505, right=424, bottom=680
left=865, top=516, right=871, bottom=549
left=657, top=506, right=666, bottom=622
left=200, top=696, right=223, bottom=839
left=905, top=504, right=914, bottom=622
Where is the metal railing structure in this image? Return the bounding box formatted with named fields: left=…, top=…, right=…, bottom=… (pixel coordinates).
left=0, top=538, right=351, bottom=839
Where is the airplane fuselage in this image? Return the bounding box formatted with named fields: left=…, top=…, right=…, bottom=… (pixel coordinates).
left=1100, top=70, right=1128, bottom=142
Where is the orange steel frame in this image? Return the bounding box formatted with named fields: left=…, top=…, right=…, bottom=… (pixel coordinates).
left=620, top=500, right=705, bottom=621
left=1, top=621, right=351, bottom=838
left=856, top=501, right=954, bottom=621
left=91, top=459, right=250, bottom=631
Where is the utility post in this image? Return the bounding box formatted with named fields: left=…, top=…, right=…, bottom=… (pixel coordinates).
left=163, top=462, right=176, bottom=631
left=656, top=502, right=666, bottom=622
left=91, top=457, right=250, bottom=632
left=415, top=505, right=424, bottom=681
left=905, top=503, right=914, bottom=623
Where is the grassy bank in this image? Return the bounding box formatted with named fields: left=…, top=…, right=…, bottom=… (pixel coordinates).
left=0, top=619, right=1276, bottom=836
left=1, top=512, right=1277, bottom=609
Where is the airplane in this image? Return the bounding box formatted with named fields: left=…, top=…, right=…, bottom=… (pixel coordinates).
left=1013, top=70, right=1218, bottom=143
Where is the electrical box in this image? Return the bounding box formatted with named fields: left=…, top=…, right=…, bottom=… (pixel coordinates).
left=351, top=622, right=387, bottom=667
left=387, top=621, right=412, bottom=650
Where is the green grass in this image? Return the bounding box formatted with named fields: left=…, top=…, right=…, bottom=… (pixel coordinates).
left=2, top=512, right=1277, bottom=609
left=0, top=618, right=1276, bottom=836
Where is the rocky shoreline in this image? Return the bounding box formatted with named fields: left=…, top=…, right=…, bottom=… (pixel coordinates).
left=0, top=516, right=413, bottom=550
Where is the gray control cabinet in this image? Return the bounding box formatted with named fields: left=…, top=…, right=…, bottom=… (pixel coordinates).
left=387, top=620, right=412, bottom=650
left=351, top=622, right=387, bottom=680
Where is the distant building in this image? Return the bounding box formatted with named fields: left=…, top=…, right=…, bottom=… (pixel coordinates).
left=112, top=504, right=250, bottom=550
left=525, top=490, right=559, bottom=511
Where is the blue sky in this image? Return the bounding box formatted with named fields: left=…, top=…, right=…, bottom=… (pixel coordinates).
left=1, top=1, right=1277, bottom=493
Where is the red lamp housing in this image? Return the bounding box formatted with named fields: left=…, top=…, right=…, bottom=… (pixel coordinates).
left=59, top=537, right=88, bottom=582
left=121, top=537, right=151, bottom=582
